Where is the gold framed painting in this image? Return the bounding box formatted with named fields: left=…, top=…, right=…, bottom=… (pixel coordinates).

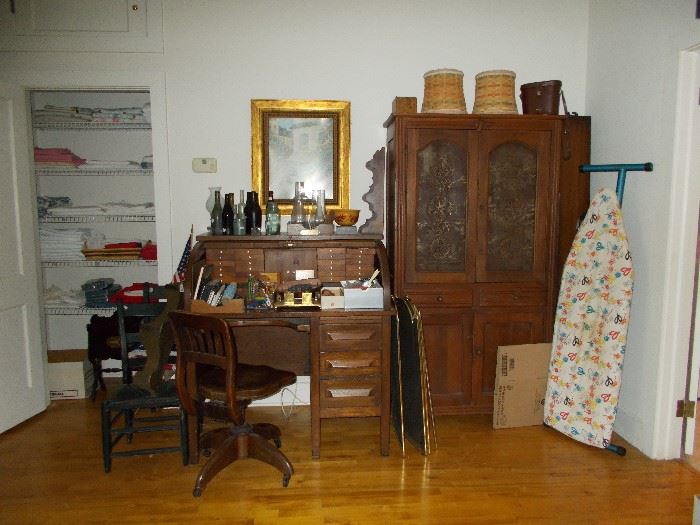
left=251, top=99, right=350, bottom=215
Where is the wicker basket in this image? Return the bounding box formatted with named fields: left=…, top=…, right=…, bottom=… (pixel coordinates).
left=421, top=68, right=467, bottom=114
left=472, top=69, right=517, bottom=114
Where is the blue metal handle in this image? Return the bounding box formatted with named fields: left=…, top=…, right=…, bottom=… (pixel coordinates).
left=579, top=162, right=653, bottom=205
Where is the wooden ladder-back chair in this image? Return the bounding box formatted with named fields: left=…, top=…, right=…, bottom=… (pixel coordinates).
left=100, top=284, right=188, bottom=472
left=168, top=311, right=296, bottom=497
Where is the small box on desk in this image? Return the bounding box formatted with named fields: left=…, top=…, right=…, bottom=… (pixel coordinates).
left=341, top=280, right=383, bottom=309
left=191, top=299, right=244, bottom=314
left=320, top=284, right=344, bottom=310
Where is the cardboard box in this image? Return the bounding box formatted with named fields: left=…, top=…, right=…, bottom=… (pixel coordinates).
left=191, top=298, right=244, bottom=314
left=393, top=96, right=418, bottom=114
left=48, top=358, right=94, bottom=400
left=493, top=343, right=551, bottom=429
left=341, top=281, right=383, bottom=309
left=320, top=285, right=344, bottom=310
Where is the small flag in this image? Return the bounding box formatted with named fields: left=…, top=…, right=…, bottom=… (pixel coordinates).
left=172, top=226, right=193, bottom=284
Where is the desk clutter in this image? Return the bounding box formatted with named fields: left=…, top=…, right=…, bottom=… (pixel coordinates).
left=191, top=264, right=384, bottom=312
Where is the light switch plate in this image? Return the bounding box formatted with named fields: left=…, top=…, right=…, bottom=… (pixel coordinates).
left=192, top=157, right=217, bottom=173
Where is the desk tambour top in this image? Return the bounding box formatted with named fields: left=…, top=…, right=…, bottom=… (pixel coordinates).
left=184, top=234, right=392, bottom=311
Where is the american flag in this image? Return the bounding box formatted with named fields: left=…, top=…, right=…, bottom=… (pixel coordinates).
left=172, top=227, right=193, bottom=284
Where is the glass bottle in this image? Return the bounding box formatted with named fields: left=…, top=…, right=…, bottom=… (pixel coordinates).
left=205, top=186, right=221, bottom=215
left=233, top=199, right=246, bottom=235
left=265, top=190, right=280, bottom=235
left=315, top=189, right=326, bottom=224
left=244, top=191, right=262, bottom=234
left=210, top=190, right=223, bottom=235
left=222, top=193, right=234, bottom=235
left=290, top=181, right=305, bottom=224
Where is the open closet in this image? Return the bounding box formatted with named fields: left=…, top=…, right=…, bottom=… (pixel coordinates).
left=31, top=89, right=158, bottom=385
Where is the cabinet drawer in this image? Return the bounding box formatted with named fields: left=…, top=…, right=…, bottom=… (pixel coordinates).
left=317, top=259, right=347, bottom=281
left=319, top=322, right=383, bottom=352
left=407, top=290, right=473, bottom=307
left=477, top=288, right=545, bottom=307
left=317, top=248, right=347, bottom=260
left=320, top=350, right=381, bottom=377
left=319, top=377, right=381, bottom=410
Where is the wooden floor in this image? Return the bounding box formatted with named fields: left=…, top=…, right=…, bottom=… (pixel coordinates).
left=2, top=395, right=700, bottom=525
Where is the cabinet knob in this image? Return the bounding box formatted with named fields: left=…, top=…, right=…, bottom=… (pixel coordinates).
left=436, top=295, right=444, bottom=303
left=473, top=345, right=482, bottom=356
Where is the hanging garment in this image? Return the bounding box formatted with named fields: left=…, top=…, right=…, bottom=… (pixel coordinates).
left=544, top=188, right=634, bottom=448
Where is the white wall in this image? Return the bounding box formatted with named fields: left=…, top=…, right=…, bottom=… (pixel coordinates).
left=586, top=0, right=700, bottom=458
left=160, top=0, right=589, bottom=238
left=0, top=1, right=590, bottom=285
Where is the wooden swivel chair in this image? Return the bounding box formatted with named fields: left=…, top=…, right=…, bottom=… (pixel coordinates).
left=100, top=284, right=188, bottom=472
left=169, top=311, right=296, bottom=497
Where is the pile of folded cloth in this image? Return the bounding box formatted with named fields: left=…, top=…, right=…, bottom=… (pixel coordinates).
left=32, top=103, right=151, bottom=124
left=34, top=147, right=86, bottom=168
left=37, top=196, right=71, bottom=218
left=40, top=201, right=154, bottom=219
left=82, top=278, right=121, bottom=308
left=43, top=284, right=85, bottom=307
left=39, top=227, right=91, bottom=261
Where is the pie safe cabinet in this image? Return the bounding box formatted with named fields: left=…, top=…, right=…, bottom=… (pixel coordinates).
left=385, top=113, right=590, bottom=414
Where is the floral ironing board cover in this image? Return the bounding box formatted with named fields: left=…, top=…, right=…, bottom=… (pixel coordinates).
left=544, top=188, right=634, bottom=448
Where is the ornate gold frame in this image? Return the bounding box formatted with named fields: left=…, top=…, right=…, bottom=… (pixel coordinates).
left=251, top=99, right=350, bottom=215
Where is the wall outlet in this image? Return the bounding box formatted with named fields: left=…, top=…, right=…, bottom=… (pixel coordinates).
left=192, top=157, right=217, bottom=173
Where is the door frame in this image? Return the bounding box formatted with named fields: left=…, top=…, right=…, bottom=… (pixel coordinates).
left=0, top=69, right=174, bottom=283
left=655, top=43, right=700, bottom=458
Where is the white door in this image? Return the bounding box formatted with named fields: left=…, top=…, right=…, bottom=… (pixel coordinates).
left=0, top=81, right=47, bottom=433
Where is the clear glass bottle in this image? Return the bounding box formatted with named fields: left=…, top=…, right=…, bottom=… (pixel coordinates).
left=222, top=193, right=234, bottom=235
left=265, top=190, right=280, bottom=235
left=210, top=190, right=223, bottom=235
left=290, top=181, right=305, bottom=224
left=315, top=189, right=326, bottom=224
left=233, top=199, right=246, bottom=235
left=244, top=191, right=262, bottom=234
left=205, top=186, right=221, bottom=215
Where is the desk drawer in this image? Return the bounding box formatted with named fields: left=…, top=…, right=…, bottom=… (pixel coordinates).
left=319, top=321, right=383, bottom=352
left=320, top=350, right=381, bottom=377
left=320, top=377, right=381, bottom=410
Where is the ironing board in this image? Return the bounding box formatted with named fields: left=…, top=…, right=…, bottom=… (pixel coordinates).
left=544, top=187, right=634, bottom=449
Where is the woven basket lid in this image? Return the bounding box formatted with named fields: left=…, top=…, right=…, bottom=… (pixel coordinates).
left=475, top=69, right=516, bottom=80
left=424, top=68, right=464, bottom=79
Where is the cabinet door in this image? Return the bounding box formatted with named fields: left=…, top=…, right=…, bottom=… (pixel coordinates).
left=476, top=126, right=553, bottom=283
left=420, top=307, right=473, bottom=413
left=0, top=0, right=163, bottom=53
left=403, top=126, right=478, bottom=286
left=472, top=310, right=546, bottom=410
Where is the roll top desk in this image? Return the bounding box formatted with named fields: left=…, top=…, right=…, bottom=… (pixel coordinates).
left=183, top=234, right=393, bottom=458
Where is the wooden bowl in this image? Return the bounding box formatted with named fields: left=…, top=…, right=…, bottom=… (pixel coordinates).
left=333, top=209, right=360, bottom=227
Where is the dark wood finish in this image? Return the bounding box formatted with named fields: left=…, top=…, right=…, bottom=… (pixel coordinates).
left=184, top=234, right=393, bottom=458
left=385, top=113, right=590, bottom=415
left=169, top=311, right=296, bottom=495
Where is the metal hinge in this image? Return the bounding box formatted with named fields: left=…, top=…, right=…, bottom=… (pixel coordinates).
left=676, top=399, right=696, bottom=418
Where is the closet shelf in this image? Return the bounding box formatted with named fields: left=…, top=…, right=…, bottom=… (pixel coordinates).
left=45, top=305, right=116, bottom=316
left=36, top=167, right=153, bottom=177
left=40, top=214, right=155, bottom=224
left=33, top=121, right=151, bottom=130
left=42, top=260, right=157, bottom=268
